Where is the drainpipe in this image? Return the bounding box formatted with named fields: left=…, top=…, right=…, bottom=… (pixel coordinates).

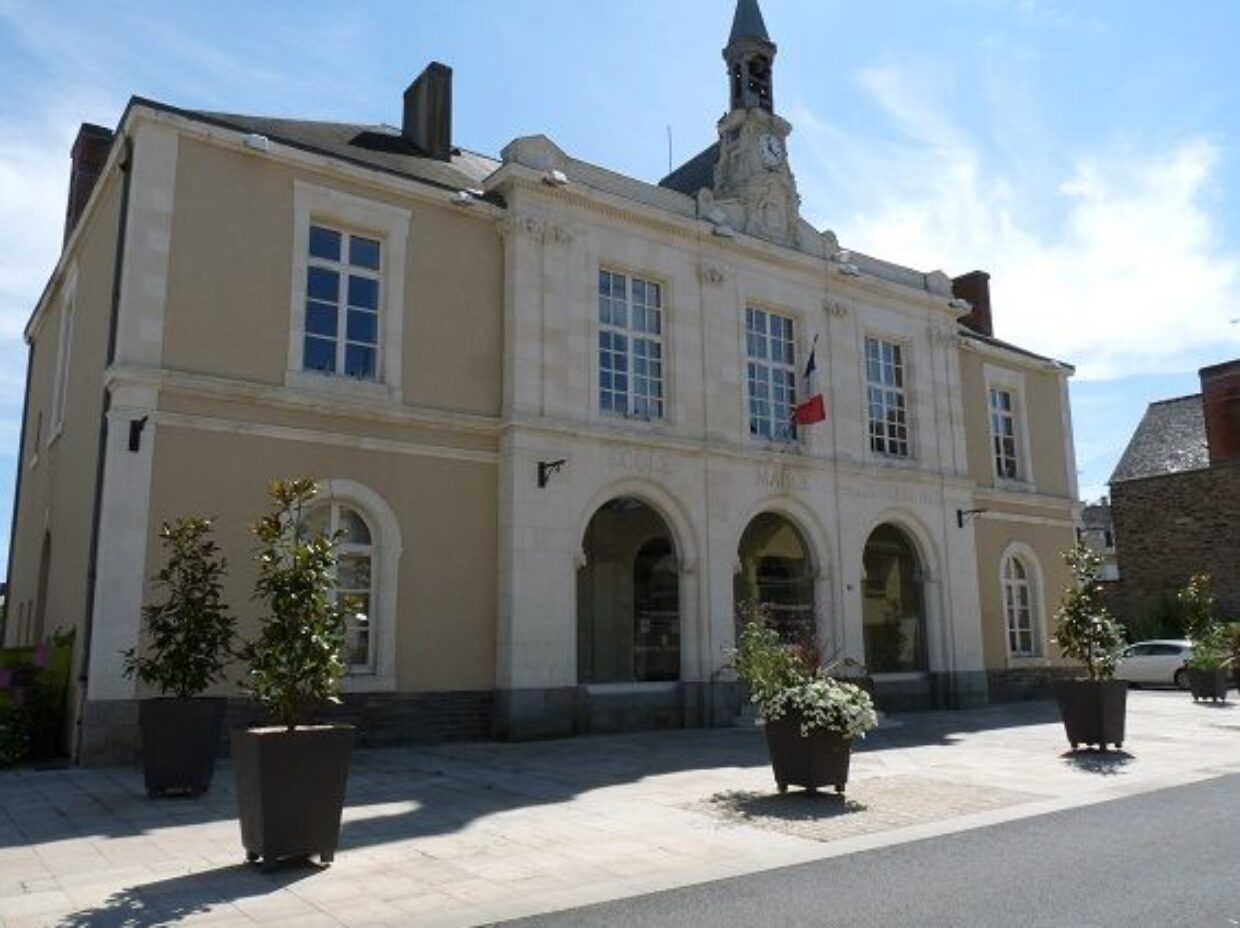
left=74, top=135, right=134, bottom=762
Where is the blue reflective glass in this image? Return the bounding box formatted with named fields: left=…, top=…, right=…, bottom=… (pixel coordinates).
left=347, top=309, right=378, bottom=344
left=307, top=267, right=339, bottom=302
left=304, top=336, right=336, bottom=372
left=345, top=345, right=376, bottom=378
left=306, top=302, right=338, bottom=337
left=350, top=236, right=381, bottom=270
left=309, top=226, right=341, bottom=261
left=348, top=275, right=378, bottom=310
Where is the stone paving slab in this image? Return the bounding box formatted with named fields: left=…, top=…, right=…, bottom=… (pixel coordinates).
left=0, top=691, right=1237, bottom=927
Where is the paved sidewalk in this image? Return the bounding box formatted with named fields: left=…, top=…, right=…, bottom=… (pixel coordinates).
left=1, top=691, right=1238, bottom=928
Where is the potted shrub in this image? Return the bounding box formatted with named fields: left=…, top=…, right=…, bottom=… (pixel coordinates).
left=122, top=518, right=235, bottom=797
left=733, top=610, right=877, bottom=795
left=1179, top=574, right=1230, bottom=702
left=1052, top=544, right=1127, bottom=750
left=234, top=478, right=354, bottom=868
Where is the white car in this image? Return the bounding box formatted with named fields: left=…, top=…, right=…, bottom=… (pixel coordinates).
left=1114, top=639, right=1193, bottom=689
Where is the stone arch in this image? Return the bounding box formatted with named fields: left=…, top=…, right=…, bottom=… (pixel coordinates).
left=574, top=478, right=698, bottom=571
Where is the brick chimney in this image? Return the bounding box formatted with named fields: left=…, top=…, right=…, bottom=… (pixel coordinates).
left=402, top=62, right=453, bottom=161
left=1200, top=359, right=1240, bottom=465
left=64, top=123, right=114, bottom=246
left=951, top=270, right=994, bottom=337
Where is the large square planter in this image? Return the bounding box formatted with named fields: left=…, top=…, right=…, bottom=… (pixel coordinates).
left=764, top=713, right=852, bottom=795
left=139, top=697, right=225, bottom=798
left=233, top=725, right=353, bottom=867
left=1055, top=680, right=1127, bottom=750
left=1187, top=668, right=1229, bottom=702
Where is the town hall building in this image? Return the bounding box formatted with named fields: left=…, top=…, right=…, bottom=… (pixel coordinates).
left=5, top=0, right=1081, bottom=761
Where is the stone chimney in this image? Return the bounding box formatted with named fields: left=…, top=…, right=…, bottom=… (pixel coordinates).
left=951, top=271, right=994, bottom=337
left=1200, top=359, right=1240, bottom=465
left=64, top=123, right=114, bottom=246
left=402, top=62, right=453, bottom=161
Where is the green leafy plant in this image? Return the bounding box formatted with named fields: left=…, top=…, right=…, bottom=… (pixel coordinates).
left=733, top=605, right=877, bottom=739
left=238, top=478, right=347, bottom=729
left=1185, top=625, right=1231, bottom=671
left=1179, top=575, right=1230, bottom=671
left=1053, top=543, right=1125, bottom=681
left=122, top=518, right=235, bottom=698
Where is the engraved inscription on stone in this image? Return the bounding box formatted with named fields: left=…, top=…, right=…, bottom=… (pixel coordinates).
left=607, top=447, right=671, bottom=478
left=756, top=466, right=808, bottom=493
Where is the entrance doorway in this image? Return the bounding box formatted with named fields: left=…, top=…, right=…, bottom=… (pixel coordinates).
left=734, top=512, right=815, bottom=642
left=577, top=497, right=680, bottom=684
left=862, top=524, right=927, bottom=672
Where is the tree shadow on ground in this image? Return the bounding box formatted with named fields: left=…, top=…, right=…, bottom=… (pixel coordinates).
left=54, top=862, right=316, bottom=927
left=1060, top=749, right=1134, bottom=776
left=701, top=788, right=865, bottom=825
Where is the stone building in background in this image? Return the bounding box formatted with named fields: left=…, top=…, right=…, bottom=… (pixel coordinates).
left=1109, top=360, right=1240, bottom=635
left=3, top=0, right=1082, bottom=762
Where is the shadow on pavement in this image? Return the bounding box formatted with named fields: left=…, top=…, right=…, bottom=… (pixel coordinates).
left=702, top=788, right=865, bottom=825
left=1060, top=749, right=1134, bottom=776
left=54, top=862, right=316, bottom=927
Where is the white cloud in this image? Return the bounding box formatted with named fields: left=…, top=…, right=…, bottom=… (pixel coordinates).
left=790, top=59, right=1240, bottom=380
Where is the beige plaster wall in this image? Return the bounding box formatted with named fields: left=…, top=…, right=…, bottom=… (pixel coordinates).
left=146, top=424, right=498, bottom=694
left=973, top=516, right=1075, bottom=668
left=162, top=138, right=503, bottom=415
left=5, top=171, right=123, bottom=744
left=959, top=350, right=1073, bottom=498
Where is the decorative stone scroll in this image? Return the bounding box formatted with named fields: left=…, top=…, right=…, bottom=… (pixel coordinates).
left=824, top=299, right=850, bottom=318
left=698, top=263, right=727, bottom=286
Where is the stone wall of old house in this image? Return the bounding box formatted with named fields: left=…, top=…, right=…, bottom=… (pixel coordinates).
left=1110, top=461, right=1240, bottom=632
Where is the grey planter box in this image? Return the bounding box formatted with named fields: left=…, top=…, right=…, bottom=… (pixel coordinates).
left=1187, top=668, right=1229, bottom=702
left=764, top=713, right=852, bottom=795
left=233, top=725, right=353, bottom=867
left=1055, top=679, right=1127, bottom=750
left=139, top=697, right=225, bottom=798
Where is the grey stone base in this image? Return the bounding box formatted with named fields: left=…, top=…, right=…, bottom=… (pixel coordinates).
left=492, top=682, right=743, bottom=741
left=870, top=671, right=989, bottom=713
left=987, top=667, right=1080, bottom=703
left=77, top=691, right=493, bottom=766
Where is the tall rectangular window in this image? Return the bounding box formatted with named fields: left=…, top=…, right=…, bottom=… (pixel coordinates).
left=50, top=299, right=75, bottom=437
left=865, top=336, right=909, bottom=457
left=747, top=308, right=797, bottom=442
left=989, top=388, right=1019, bottom=479
left=303, top=225, right=381, bottom=379
left=598, top=270, right=664, bottom=419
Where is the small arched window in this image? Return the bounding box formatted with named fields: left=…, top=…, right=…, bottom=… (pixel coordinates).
left=1002, top=555, right=1036, bottom=657
left=306, top=503, right=376, bottom=672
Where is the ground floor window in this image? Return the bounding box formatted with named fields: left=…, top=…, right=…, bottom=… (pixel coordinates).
left=1003, top=555, right=1036, bottom=657
left=862, top=524, right=927, bottom=673
left=304, top=502, right=375, bottom=671
left=577, top=497, right=680, bottom=684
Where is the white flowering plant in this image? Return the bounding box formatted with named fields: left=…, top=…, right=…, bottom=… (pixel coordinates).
left=733, top=611, right=878, bottom=739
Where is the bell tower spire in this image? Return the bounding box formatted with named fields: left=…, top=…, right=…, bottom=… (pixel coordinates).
left=724, top=0, right=776, bottom=113
left=709, top=0, right=801, bottom=247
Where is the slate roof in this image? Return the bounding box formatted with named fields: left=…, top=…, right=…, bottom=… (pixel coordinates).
left=658, top=142, right=719, bottom=196
left=729, top=0, right=771, bottom=43
left=142, top=99, right=502, bottom=200
left=1109, top=394, right=1209, bottom=484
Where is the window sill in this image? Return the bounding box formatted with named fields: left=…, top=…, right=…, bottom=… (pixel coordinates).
left=341, top=671, right=396, bottom=694
left=993, top=476, right=1035, bottom=494
left=584, top=682, right=680, bottom=695
left=285, top=369, right=401, bottom=406
left=1006, top=655, right=1048, bottom=668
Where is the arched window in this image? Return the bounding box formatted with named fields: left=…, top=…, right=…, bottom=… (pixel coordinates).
left=1002, top=555, right=1036, bottom=657
left=306, top=502, right=376, bottom=672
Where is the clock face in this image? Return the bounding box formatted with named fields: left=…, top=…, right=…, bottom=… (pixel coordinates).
left=759, top=133, right=784, bottom=169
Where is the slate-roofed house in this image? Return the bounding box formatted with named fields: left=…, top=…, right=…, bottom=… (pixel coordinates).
left=4, top=0, right=1084, bottom=762
left=1109, top=360, right=1240, bottom=631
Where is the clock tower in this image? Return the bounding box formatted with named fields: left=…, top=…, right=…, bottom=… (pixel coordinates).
left=711, top=0, right=801, bottom=246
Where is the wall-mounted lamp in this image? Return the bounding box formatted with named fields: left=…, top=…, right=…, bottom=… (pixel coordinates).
left=537, top=459, right=566, bottom=488
left=542, top=169, right=569, bottom=187
left=450, top=190, right=475, bottom=207
left=242, top=133, right=270, bottom=153
left=128, top=416, right=149, bottom=453
left=956, top=507, right=988, bottom=528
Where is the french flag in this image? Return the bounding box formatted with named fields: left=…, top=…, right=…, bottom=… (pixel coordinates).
left=793, top=337, right=827, bottom=426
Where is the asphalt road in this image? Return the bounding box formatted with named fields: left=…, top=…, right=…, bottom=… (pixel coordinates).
left=496, top=773, right=1240, bottom=927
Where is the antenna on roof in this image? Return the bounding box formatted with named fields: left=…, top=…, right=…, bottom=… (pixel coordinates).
left=667, top=125, right=673, bottom=175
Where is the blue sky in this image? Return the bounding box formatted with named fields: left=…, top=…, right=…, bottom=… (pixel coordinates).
left=2, top=0, right=1239, bottom=574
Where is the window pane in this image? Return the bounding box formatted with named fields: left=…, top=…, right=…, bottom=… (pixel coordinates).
left=339, top=508, right=371, bottom=544
left=345, top=344, right=376, bottom=378
left=306, top=302, right=338, bottom=337
left=307, top=267, right=339, bottom=302
left=348, top=275, right=379, bottom=310
left=309, top=226, right=341, bottom=261
left=304, top=336, right=336, bottom=372
left=347, top=309, right=378, bottom=344
left=349, top=236, right=381, bottom=270
left=338, top=553, right=372, bottom=589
